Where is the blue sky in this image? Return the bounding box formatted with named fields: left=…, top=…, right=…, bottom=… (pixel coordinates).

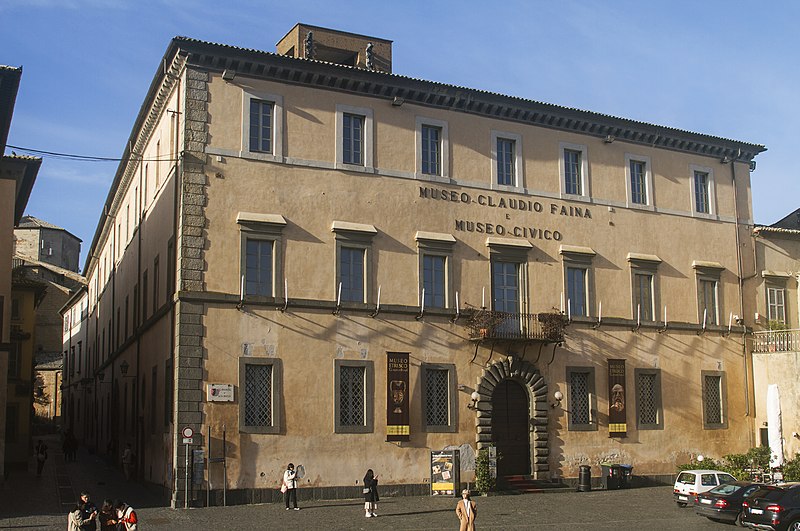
left=2, top=0, right=798, bottom=266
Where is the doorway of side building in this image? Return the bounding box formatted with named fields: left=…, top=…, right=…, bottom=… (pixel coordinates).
left=491, top=379, right=531, bottom=476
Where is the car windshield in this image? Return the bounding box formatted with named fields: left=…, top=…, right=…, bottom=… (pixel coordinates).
left=678, top=472, right=696, bottom=484
left=709, top=484, right=740, bottom=495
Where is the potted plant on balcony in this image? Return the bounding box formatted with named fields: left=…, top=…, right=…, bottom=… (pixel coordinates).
left=767, top=320, right=787, bottom=352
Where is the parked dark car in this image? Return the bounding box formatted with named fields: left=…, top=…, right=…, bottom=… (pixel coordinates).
left=741, top=483, right=800, bottom=530
left=695, top=481, right=762, bottom=526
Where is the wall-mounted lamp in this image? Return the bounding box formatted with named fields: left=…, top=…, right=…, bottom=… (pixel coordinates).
left=391, top=96, right=405, bottom=107
left=551, top=390, right=563, bottom=409
left=222, top=69, right=236, bottom=81
left=98, top=371, right=105, bottom=382
left=119, top=360, right=136, bottom=378
left=603, top=135, right=615, bottom=144
left=467, top=391, right=480, bottom=410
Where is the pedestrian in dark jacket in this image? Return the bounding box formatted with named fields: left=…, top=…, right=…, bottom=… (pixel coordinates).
left=98, top=499, right=117, bottom=530
left=363, top=468, right=379, bottom=517
left=34, top=439, right=48, bottom=476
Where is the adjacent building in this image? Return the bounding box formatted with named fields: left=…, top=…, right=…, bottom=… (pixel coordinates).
left=750, top=208, right=800, bottom=463
left=61, top=25, right=766, bottom=506
left=15, top=216, right=82, bottom=273
left=1, top=65, right=41, bottom=480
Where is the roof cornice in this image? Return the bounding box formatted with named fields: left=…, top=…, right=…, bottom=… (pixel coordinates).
left=174, top=36, right=765, bottom=162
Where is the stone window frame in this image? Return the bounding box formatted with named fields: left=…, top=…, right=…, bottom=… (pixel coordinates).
left=566, top=365, right=597, bottom=432
left=415, top=231, right=456, bottom=310
left=762, top=271, right=790, bottom=324
left=239, top=356, right=283, bottom=434
left=240, top=89, right=284, bottom=163
left=421, top=363, right=457, bottom=433
left=332, top=221, right=377, bottom=305
left=491, top=130, right=524, bottom=190
left=486, top=237, right=532, bottom=313
left=334, top=359, right=374, bottom=434
left=624, top=153, right=654, bottom=210
left=335, top=104, right=374, bottom=172
left=693, top=261, right=724, bottom=326
left=559, top=141, right=590, bottom=201
left=690, top=164, right=716, bottom=218
left=415, top=116, right=450, bottom=181
left=237, top=213, right=287, bottom=302
left=628, top=253, right=662, bottom=322
left=701, top=370, right=728, bottom=430
left=560, top=245, right=596, bottom=319
left=634, top=368, right=663, bottom=430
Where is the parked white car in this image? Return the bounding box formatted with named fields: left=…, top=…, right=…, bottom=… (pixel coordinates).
left=673, top=469, right=737, bottom=507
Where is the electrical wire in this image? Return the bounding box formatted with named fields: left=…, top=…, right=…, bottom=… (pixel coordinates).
left=6, top=144, right=180, bottom=163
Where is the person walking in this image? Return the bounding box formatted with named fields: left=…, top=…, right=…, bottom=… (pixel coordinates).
left=121, top=443, right=134, bottom=481
left=455, top=489, right=477, bottom=531
left=363, top=469, right=380, bottom=517
left=113, top=500, right=138, bottom=531
left=34, top=439, right=48, bottom=476
left=282, top=463, right=299, bottom=510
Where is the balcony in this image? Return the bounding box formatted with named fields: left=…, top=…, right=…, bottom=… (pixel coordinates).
left=752, top=329, right=800, bottom=353
left=466, top=308, right=566, bottom=342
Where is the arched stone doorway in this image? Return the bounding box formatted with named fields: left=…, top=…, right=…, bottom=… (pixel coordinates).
left=474, top=356, right=548, bottom=479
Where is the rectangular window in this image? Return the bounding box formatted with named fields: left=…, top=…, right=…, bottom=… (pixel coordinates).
left=334, top=359, right=373, bottom=433
left=245, top=364, right=272, bottom=426
left=142, top=270, right=148, bottom=322
left=124, top=296, right=129, bottom=340
left=423, top=255, right=446, bottom=309
left=151, top=365, right=157, bottom=434
left=239, top=358, right=282, bottom=434
left=630, top=160, right=647, bottom=204
left=567, top=366, right=596, bottom=431
left=496, top=138, right=515, bottom=186
left=423, top=365, right=456, bottom=431
left=699, top=279, right=718, bottom=325
left=702, top=371, right=727, bottom=429
left=153, top=256, right=159, bottom=314
left=245, top=239, right=273, bottom=297
left=339, top=247, right=365, bottom=303
left=164, top=359, right=173, bottom=427
left=249, top=99, right=273, bottom=153
left=694, top=170, right=710, bottom=214
left=421, top=125, right=442, bottom=176
left=167, top=238, right=175, bottom=297
left=564, top=149, right=582, bottom=195
left=8, top=344, right=20, bottom=379
left=635, top=369, right=662, bottom=429
left=5, top=403, right=18, bottom=443
left=342, top=113, right=363, bottom=165
left=767, top=286, right=786, bottom=323
left=566, top=267, right=587, bottom=317
left=634, top=273, right=654, bottom=321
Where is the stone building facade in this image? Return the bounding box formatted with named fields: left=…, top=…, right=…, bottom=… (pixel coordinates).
left=61, top=26, right=766, bottom=506
left=14, top=216, right=82, bottom=273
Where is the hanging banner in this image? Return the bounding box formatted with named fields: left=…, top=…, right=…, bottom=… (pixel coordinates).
left=386, top=352, right=410, bottom=441
left=608, top=359, right=627, bottom=437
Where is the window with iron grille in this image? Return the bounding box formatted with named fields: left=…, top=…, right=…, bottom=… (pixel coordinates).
left=239, top=358, right=282, bottom=434
left=425, top=368, right=450, bottom=427
left=339, top=366, right=365, bottom=426
left=334, top=360, right=373, bottom=433
left=244, top=364, right=272, bottom=427
left=635, top=369, right=662, bottom=429
left=701, top=371, right=727, bottom=429
left=567, top=367, right=596, bottom=431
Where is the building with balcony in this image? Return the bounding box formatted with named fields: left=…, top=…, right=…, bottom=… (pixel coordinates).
left=60, top=25, right=766, bottom=506
left=750, top=209, right=800, bottom=461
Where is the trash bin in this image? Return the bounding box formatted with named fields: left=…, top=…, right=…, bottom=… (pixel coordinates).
left=577, top=465, right=592, bottom=492
left=600, top=463, right=622, bottom=490
left=619, top=465, right=633, bottom=488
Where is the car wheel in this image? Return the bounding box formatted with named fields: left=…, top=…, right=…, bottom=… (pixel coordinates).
left=787, top=521, right=800, bottom=531
left=676, top=502, right=687, bottom=508
left=734, top=511, right=743, bottom=527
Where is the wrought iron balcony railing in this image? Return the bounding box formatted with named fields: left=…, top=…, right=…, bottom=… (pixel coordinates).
left=466, top=308, right=565, bottom=342
left=752, top=329, right=800, bottom=353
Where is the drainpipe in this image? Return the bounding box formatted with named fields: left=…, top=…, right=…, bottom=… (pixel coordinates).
left=728, top=153, right=753, bottom=448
